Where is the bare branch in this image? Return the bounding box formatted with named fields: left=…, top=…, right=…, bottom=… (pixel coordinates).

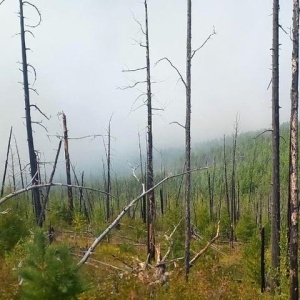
left=32, top=121, right=48, bottom=132
left=47, top=134, right=103, bottom=141
left=23, top=1, right=42, bottom=28
left=29, top=87, right=39, bottom=95
left=169, top=121, right=185, bottom=129
left=155, top=57, right=186, bottom=88
left=279, top=24, right=288, bottom=35
left=0, top=208, right=11, bottom=215
left=0, top=183, right=117, bottom=206
left=122, top=66, right=147, bottom=72
left=117, top=81, right=147, bottom=90
left=0, top=0, right=6, bottom=5
left=130, top=10, right=145, bottom=35
left=189, top=221, right=220, bottom=267
left=253, top=129, right=273, bottom=139
left=267, top=78, right=272, bottom=90
left=162, top=220, right=182, bottom=262
left=191, top=27, right=216, bottom=59
left=30, top=104, right=50, bottom=120
left=27, top=64, right=37, bottom=85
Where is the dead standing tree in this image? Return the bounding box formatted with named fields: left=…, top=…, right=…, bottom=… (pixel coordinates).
left=156, top=0, right=215, bottom=280
left=271, top=0, right=280, bottom=290
left=62, top=112, right=73, bottom=224
left=289, top=0, right=299, bottom=298
left=120, top=0, right=156, bottom=261
left=19, top=0, right=43, bottom=226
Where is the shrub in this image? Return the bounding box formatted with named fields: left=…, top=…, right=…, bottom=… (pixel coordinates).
left=0, top=212, right=29, bottom=256
left=19, top=229, right=86, bottom=300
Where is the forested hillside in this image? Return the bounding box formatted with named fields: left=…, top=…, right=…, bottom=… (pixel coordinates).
left=0, top=123, right=296, bottom=299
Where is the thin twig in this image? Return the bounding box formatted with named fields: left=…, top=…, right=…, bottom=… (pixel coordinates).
left=169, top=121, right=185, bottom=129
left=191, top=27, right=216, bottom=59
left=155, top=57, right=187, bottom=88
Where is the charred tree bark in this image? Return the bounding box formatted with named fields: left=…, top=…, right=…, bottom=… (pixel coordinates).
left=62, top=112, right=73, bottom=224
left=289, top=0, right=299, bottom=298
left=1, top=126, right=12, bottom=197
left=144, top=0, right=155, bottom=262
left=271, top=0, right=280, bottom=290
left=19, top=0, right=42, bottom=226
left=185, top=0, right=192, bottom=281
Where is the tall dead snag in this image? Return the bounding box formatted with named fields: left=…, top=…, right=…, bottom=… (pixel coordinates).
left=289, top=0, right=299, bottom=298
left=184, top=0, right=192, bottom=281
left=230, top=117, right=239, bottom=246
left=62, top=112, right=73, bottom=224
left=144, top=0, right=155, bottom=262
left=271, top=0, right=280, bottom=290
left=19, top=0, right=42, bottom=226
left=1, top=127, right=12, bottom=197
left=223, top=135, right=230, bottom=218
left=105, top=115, right=112, bottom=221
left=155, top=0, right=215, bottom=280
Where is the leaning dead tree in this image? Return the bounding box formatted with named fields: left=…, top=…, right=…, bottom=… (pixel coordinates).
left=1, top=126, right=12, bottom=197
left=19, top=0, right=43, bottom=226
left=271, top=0, right=280, bottom=290
left=289, top=0, right=299, bottom=298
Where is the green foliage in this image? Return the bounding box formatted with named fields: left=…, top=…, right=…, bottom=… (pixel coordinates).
left=19, top=228, right=86, bottom=300
left=0, top=212, right=29, bottom=256
left=235, top=210, right=257, bottom=243
left=242, top=234, right=261, bottom=285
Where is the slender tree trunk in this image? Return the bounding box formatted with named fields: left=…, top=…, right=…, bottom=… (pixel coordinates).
left=223, top=135, right=230, bottom=218
left=1, top=126, right=12, bottom=197
left=144, top=0, right=155, bottom=261
left=14, top=134, right=25, bottom=189
left=138, top=132, right=146, bottom=223
left=271, top=0, right=280, bottom=290
left=19, top=0, right=42, bottom=226
left=38, top=140, right=62, bottom=226
left=185, top=0, right=192, bottom=281
left=106, top=117, right=112, bottom=221
left=261, top=227, right=266, bottom=293
left=289, top=0, right=299, bottom=298
left=62, top=112, right=73, bottom=224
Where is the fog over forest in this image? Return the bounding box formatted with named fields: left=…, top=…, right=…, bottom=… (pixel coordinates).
left=0, top=0, right=293, bottom=179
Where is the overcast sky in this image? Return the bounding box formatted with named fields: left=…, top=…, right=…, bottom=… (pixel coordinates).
left=0, top=0, right=294, bottom=180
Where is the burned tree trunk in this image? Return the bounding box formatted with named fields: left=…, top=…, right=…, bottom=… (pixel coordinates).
left=185, top=0, right=192, bottom=281
left=271, top=0, right=280, bottom=289
left=62, top=112, right=73, bottom=224
left=19, top=0, right=42, bottom=226
left=289, top=0, right=299, bottom=298
left=144, top=0, right=155, bottom=262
